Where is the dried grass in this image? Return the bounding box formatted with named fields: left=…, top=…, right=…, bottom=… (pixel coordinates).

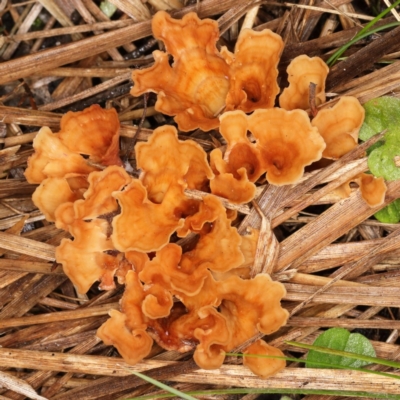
left=1, top=0, right=400, bottom=399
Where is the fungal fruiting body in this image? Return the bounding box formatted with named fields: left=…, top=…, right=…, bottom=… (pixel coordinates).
left=26, top=109, right=289, bottom=378
left=131, top=11, right=284, bottom=131
left=26, top=10, right=384, bottom=381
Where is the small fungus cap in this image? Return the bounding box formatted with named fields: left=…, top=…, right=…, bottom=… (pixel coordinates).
left=279, top=55, right=329, bottom=111
left=135, top=125, right=213, bottom=202
left=25, top=126, right=96, bottom=184
left=58, top=104, right=122, bottom=166
left=210, top=111, right=262, bottom=204
left=96, top=309, right=153, bottom=365
left=225, top=29, right=284, bottom=112
left=311, top=96, right=365, bottom=159
left=249, top=108, right=326, bottom=185
left=357, top=173, right=386, bottom=207
left=111, top=179, right=186, bottom=252
left=243, top=339, right=286, bottom=378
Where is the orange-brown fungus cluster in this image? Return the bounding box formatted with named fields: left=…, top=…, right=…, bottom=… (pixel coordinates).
left=25, top=105, right=121, bottom=222
left=210, top=108, right=326, bottom=201
left=27, top=11, right=386, bottom=380
left=26, top=105, right=288, bottom=378
left=131, top=11, right=283, bottom=131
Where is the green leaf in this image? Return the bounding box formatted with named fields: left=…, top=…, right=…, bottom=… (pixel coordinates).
left=374, top=199, right=400, bottom=223
left=100, top=0, right=117, bottom=18
left=360, top=97, right=400, bottom=141
left=367, top=145, right=400, bottom=181
left=359, top=97, right=400, bottom=180
left=305, top=328, right=376, bottom=369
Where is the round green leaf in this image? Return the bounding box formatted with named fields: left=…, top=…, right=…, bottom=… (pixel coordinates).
left=374, top=199, right=400, bottom=223
left=306, top=328, right=376, bottom=369
left=360, top=97, right=400, bottom=141
left=367, top=145, right=400, bottom=181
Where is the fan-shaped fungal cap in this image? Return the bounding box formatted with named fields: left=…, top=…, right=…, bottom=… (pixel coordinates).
left=72, top=165, right=131, bottom=220
left=139, top=243, right=209, bottom=297
left=249, top=108, right=326, bottom=185
left=32, top=176, right=86, bottom=222
left=179, top=196, right=244, bottom=274
left=56, top=219, right=115, bottom=294
left=192, top=306, right=231, bottom=370
left=96, top=309, right=153, bottom=365
left=132, top=12, right=230, bottom=131
left=243, top=339, right=286, bottom=378
left=58, top=104, right=122, bottom=166
left=225, top=29, right=283, bottom=112
left=218, top=274, right=289, bottom=349
left=135, top=125, right=214, bottom=202
left=111, top=179, right=186, bottom=252
left=25, top=126, right=96, bottom=184
left=279, top=55, right=329, bottom=111
left=357, top=173, right=386, bottom=207
left=334, top=172, right=387, bottom=207
left=131, top=12, right=284, bottom=131
left=210, top=111, right=262, bottom=203
left=53, top=168, right=133, bottom=294
left=311, top=96, right=365, bottom=159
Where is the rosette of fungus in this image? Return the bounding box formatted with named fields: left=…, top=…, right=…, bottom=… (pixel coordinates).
left=223, top=28, right=284, bottom=113
left=279, top=55, right=329, bottom=111
left=311, top=96, right=365, bottom=159
left=25, top=105, right=122, bottom=221
left=98, top=262, right=288, bottom=374
left=112, top=125, right=214, bottom=252
left=210, top=111, right=263, bottom=203
left=55, top=166, right=132, bottom=293
left=249, top=108, right=326, bottom=186
left=131, top=11, right=283, bottom=131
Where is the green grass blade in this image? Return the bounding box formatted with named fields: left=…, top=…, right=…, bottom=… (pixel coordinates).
left=327, top=0, right=400, bottom=66
left=361, top=0, right=400, bottom=35
left=327, top=22, right=400, bottom=66
left=122, top=369, right=197, bottom=400
left=130, top=388, right=400, bottom=400
left=287, top=340, right=400, bottom=369
left=225, top=353, right=400, bottom=381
